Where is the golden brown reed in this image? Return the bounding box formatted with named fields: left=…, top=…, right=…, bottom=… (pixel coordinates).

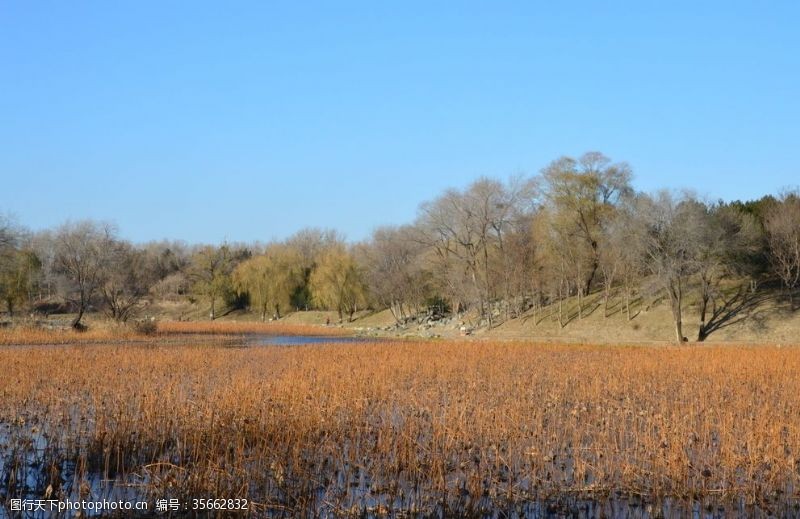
left=0, top=320, right=348, bottom=345
left=0, top=324, right=144, bottom=345
left=155, top=320, right=351, bottom=336
left=1, top=341, right=799, bottom=515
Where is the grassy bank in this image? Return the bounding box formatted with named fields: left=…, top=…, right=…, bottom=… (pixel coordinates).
left=0, top=318, right=349, bottom=345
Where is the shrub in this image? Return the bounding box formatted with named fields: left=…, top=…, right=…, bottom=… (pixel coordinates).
left=130, top=318, right=158, bottom=335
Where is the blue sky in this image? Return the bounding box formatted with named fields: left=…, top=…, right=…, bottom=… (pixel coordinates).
left=2, top=1, right=798, bottom=243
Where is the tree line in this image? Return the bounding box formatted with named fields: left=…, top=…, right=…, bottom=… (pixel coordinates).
left=2, top=152, right=799, bottom=342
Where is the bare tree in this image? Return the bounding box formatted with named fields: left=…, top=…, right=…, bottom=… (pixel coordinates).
left=631, top=192, right=703, bottom=343
left=359, top=225, right=431, bottom=324
left=418, top=185, right=490, bottom=319
left=693, top=202, right=762, bottom=340
left=415, top=176, right=537, bottom=326
left=600, top=199, right=645, bottom=320
left=598, top=226, right=623, bottom=319
left=414, top=191, right=471, bottom=316
left=538, top=214, right=571, bottom=327
left=536, top=206, right=590, bottom=325
left=764, top=192, right=800, bottom=308
left=54, top=221, right=118, bottom=329
left=499, top=214, right=540, bottom=319
left=0, top=214, right=18, bottom=251
left=101, top=243, right=156, bottom=322
left=140, top=240, right=190, bottom=281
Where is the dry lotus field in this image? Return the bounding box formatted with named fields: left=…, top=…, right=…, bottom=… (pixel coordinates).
left=1, top=340, right=800, bottom=517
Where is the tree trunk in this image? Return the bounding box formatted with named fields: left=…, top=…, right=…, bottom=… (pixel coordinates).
left=674, top=316, right=684, bottom=344
left=585, top=245, right=599, bottom=294
left=389, top=303, right=401, bottom=325
left=72, top=304, right=86, bottom=329
left=697, top=273, right=711, bottom=342
left=625, top=287, right=631, bottom=321
left=669, top=284, right=684, bottom=344
left=210, top=298, right=216, bottom=320
left=697, top=294, right=709, bottom=342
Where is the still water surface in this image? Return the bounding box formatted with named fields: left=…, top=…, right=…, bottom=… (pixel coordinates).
left=247, top=334, right=380, bottom=346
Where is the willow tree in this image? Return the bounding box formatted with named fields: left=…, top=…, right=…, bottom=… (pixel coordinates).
left=0, top=217, right=39, bottom=316
left=284, top=228, right=344, bottom=310
left=233, top=244, right=303, bottom=320
left=188, top=245, right=235, bottom=320
left=542, top=152, right=632, bottom=294
left=309, top=245, right=367, bottom=322
left=0, top=249, right=41, bottom=316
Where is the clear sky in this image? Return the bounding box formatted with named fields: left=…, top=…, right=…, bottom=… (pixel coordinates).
left=2, top=1, right=798, bottom=244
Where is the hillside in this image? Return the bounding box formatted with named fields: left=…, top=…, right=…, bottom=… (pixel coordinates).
left=341, top=288, right=800, bottom=345
left=11, top=286, right=799, bottom=346
left=483, top=293, right=798, bottom=344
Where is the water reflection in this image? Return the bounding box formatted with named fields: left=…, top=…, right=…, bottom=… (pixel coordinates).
left=247, top=335, right=379, bottom=346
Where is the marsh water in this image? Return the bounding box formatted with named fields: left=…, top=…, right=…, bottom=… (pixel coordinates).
left=247, top=334, right=382, bottom=346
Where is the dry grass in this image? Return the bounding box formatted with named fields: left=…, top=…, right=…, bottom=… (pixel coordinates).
left=1, top=341, right=799, bottom=516
left=156, top=320, right=351, bottom=336
left=0, top=320, right=348, bottom=345
left=0, top=323, right=144, bottom=345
